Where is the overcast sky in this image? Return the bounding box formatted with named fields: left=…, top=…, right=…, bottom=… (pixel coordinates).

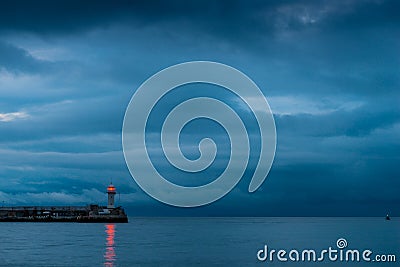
left=0, top=0, right=399, bottom=216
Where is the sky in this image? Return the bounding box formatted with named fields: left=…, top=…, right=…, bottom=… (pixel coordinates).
left=0, top=0, right=399, bottom=216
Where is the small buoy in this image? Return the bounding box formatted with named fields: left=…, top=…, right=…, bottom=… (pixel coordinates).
left=386, top=214, right=391, bottom=220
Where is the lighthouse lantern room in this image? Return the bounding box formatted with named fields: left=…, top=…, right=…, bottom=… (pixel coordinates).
left=107, top=183, right=116, bottom=209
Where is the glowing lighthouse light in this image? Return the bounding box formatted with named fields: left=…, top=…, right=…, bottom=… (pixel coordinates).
left=107, top=183, right=116, bottom=209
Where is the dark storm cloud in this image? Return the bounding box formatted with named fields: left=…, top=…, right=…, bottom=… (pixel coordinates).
left=276, top=100, right=400, bottom=137
left=0, top=41, right=48, bottom=73
left=0, top=97, right=127, bottom=142
left=1, top=0, right=398, bottom=38
left=319, top=0, right=400, bottom=30
left=0, top=0, right=268, bottom=35
left=0, top=0, right=399, bottom=215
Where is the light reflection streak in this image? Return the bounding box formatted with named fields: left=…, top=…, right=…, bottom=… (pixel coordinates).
left=104, top=224, right=116, bottom=266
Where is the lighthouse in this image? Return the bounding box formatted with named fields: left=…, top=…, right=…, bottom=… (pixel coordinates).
left=107, top=183, right=116, bottom=209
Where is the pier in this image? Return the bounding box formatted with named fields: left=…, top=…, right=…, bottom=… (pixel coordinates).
left=0, top=184, right=128, bottom=223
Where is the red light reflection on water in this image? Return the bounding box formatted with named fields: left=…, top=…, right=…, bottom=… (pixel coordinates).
left=104, top=224, right=116, bottom=267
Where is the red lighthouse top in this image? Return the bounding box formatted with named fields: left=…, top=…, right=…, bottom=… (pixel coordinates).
left=107, top=183, right=116, bottom=194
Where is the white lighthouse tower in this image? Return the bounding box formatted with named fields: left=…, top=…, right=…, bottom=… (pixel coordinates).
left=107, top=183, right=116, bottom=209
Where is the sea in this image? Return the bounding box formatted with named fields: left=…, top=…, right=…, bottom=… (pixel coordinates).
left=0, top=217, right=398, bottom=267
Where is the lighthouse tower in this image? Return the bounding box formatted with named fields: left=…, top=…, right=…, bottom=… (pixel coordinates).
left=107, top=183, right=116, bottom=209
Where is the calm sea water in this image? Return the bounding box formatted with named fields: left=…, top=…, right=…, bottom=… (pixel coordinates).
left=0, top=217, right=398, bottom=266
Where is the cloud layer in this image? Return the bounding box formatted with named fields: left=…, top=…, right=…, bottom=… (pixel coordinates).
left=0, top=0, right=399, bottom=215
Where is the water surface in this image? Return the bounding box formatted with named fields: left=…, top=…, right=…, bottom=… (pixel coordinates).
left=0, top=217, right=398, bottom=266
